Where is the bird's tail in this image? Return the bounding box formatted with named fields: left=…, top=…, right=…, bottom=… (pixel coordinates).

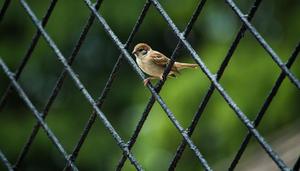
left=175, top=62, right=198, bottom=70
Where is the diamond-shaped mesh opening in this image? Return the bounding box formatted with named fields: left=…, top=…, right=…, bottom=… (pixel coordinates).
left=45, top=76, right=93, bottom=151
left=249, top=1, right=300, bottom=60
left=0, top=0, right=299, bottom=170
left=22, top=130, right=66, bottom=170
left=0, top=0, right=37, bottom=67
left=17, top=40, right=64, bottom=109
left=220, top=36, right=281, bottom=116
left=100, top=0, right=147, bottom=42
left=0, top=90, right=36, bottom=163
left=74, top=116, right=124, bottom=170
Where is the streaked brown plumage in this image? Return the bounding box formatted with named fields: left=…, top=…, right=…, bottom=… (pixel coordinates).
left=132, top=43, right=198, bottom=85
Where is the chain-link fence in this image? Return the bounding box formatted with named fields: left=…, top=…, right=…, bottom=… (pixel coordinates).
left=0, top=0, right=299, bottom=170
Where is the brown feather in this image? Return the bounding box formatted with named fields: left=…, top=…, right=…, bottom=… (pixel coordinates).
left=149, top=51, right=181, bottom=74
left=175, top=62, right=198, bottom=70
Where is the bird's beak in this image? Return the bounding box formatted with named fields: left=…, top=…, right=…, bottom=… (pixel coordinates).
left=132, top=50, right=136, bottom=55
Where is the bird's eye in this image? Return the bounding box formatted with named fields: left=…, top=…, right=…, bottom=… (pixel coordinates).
left=138, top=49, right=143, bottom=52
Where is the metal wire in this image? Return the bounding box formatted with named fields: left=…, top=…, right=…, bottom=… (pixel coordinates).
left=225, top=0, right=300, bottom=89
left=14, top=0, right=103, bottom=169
left=0, top=58, right=78, bottom=171
left=169, top=0, right=262, bottom=169
left=294, top=156, right=300, bottom=171
left=18, top=0, right=143, bottom=170
left=0, top=0, right=58, bottom=112
left=0, top=0, right=298, bottom=170
left=117, top=0, right=207, bottom=169
left=0, top=150, right=13, bottom=171
left=0, top=1, right=60, bottom=168
left=229, top=42, right=300, bottom=170
left=64, top=1, right=151, bottom=170
left=0, top=0, right=11, bottom=23
left=149, top=0, right=291, bottom=170
left=83, top=0, right=212, bottom=170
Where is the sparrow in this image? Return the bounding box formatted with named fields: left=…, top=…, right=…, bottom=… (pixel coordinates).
left=132, top=43, right=198, bottom=86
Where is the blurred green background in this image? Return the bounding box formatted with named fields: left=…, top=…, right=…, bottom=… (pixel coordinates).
left=0, top=0, right=299, bottom=170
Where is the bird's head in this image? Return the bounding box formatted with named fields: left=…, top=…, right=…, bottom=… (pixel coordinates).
left=132, top=43, right=151, bottom=58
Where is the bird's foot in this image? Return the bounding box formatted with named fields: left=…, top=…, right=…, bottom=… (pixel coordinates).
left=143, top=78, right=150, bottom=86
left=160, top=75, right=164, bottom=80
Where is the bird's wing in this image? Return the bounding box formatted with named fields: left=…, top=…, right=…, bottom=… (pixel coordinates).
left=149, top=51, right=170, bottom=67
left=149, top=50, right=180, bottom=74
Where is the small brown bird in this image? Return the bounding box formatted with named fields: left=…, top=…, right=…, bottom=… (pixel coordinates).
left=132, top=43, right=198, bottom=86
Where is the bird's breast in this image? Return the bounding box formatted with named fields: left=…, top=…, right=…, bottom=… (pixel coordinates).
left=136, top=58, right=164, bottom=78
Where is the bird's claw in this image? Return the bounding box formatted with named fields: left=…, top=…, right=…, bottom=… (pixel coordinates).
left=143, top=78, right=150, bottom=86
